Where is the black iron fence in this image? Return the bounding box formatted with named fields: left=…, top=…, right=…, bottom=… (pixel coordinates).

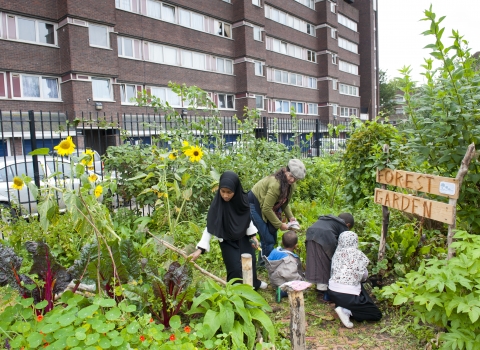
left=0, top=110, right=351, bottom=215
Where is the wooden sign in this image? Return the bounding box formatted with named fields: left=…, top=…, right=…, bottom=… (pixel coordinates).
left=376, top=169, right=459, bottom=199
left=374, top=188, right=455, bottom=224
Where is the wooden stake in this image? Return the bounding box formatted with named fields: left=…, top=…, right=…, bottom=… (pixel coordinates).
left=447, top=143, right=476, bottom=259
left=241, top=253, right=253, bottom=286
left=377, top=144, right=390, bottom=263
left=288, top=290, right=306, bottom=350
left=146, top=231, right=226, bottom=286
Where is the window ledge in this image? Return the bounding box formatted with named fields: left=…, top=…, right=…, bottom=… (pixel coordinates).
left=0, top=38, right=59, bottom=48
left=89, top=45, right=113, bottom=50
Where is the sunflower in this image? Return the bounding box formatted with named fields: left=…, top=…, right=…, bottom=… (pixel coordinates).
left=94, top=185, right=103, bottom=198
left=88, top=174, right=98, bottom=182
left=168, top=150, right=177, bottom=160
left=185, top=145, right=203, bottom=162
left=12, top=176, right=24, bottom=190
left=54, top=136, right=76, bottom=156
left=182, top=140, right=189, bottom=147
left=81, top=149, right=94, bottom=168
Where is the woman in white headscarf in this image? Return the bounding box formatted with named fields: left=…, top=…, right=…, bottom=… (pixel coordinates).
left=327, top=231, right=382, bottom=328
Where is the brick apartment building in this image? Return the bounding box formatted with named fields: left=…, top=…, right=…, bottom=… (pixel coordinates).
left=0, top=0, right=378, bottom=153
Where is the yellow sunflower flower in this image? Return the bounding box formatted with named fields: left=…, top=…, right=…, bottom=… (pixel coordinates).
left=168, top=150, right=177, bottom=160
left=185, top=146, right=203, bottom=162
left=182, top=141, right=189, bottom=147
left=94, top=185, right=103, bottom=198
left=81, top=149, right=94, bottom=168
left=88, top=174, right=98, bottom=182
left=54, top=136, right=76, bottom=156
left=12, top=176, right=24, bottom=190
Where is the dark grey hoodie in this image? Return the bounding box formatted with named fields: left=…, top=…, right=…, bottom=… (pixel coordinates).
left=305, top=215, right=349, bottom=259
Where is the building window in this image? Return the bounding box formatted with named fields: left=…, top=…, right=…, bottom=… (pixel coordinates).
left=11, top=74, right=60, bottom=100
left=275, top=100, right=290, bottom=113
left=269, top=68, right=315, bottom=89
left=331, top=28, right=337, bottom=39
left=252, top=0, right=261, bottom=6
left=146, top=0, right=161, bottom=19
left=149, top=86, right=181, bottom=106
left=117, top=37, right=142, bottom=59
left=340, top=107, right=358, bottom=118
left=179, top=8, right=204, bottom=31
left=339, top=37, right=358, bottom=53
left=330, top=2, right=336, bottom=13
left=339, top=83, right=359, bottom=96
left=339, top=60, right=358, bottom=75
left=332, top=104, right=338, bottom=116
left=307, top=103, right=318, bottom=115
left=0, top=72, right=6, bottom=98
left=395, top=107, right=404, bottom=114
left=217, top=94, right=234, bottom=109
left=163, top=47, right=177, bottom=65
left=294, top=0, right=314, bottom=10
left=255, top=95, right=264, bottom=109
left=332, top=53, right=338, bottom=65
left=92, top=78, right=112, bottom=101
left=291, top=102, right=304, bottom=114
left=6, top=15, right=56, bottom=45
left=121, top=84, right=142, bottom=104
left=89, top=24, right=109, bottom=48
left=265, top=5, right=315, bottom=36
left=253, top=26, right=262, bottom=41
left=254, top=61, right=263, bottom=76
left=162, top=4, right=176, bottom=22
left=115, top=0, right=139, bottom=13
left=332, top=79, right=338, bottom=90
left=307, top=50, right=316, bottom=63
left=307, top=77, right=316, bottom=89
left=215, top=20, right=232, bottom=38
left=216, top=58, right=233, bottom=74
left=338, top=13, right=357, bottom=32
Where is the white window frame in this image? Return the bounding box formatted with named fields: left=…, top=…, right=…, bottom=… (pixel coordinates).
left=332, top=53, right=338, bottom=65
left=338, top=13, right=357, bottom=32
left=395, top=107, right=404, bottom=114
left=339, top=60, right=359, bottom=75
left=339, top=37, right=358, bottom=54
left=255, top=95, right=264, bottom=110
left=0, top=72, right=6, bottom=99
left=275, top=100, right=291, bottom=114
left=339, top=83, right=359, bottom=97
left=217, top=93, right=235, bottom=110
left=332, top=79, right=338, bottom=90
left=307, top=50, right=316, bottom=63
left=253, top=26, right=262, bottom=41
left=91, top=77, right=113, bottom=101
left=294, top=0, right=314, bottom=10
left=252, top=0, right=261, bottom=6
left=117, top=36, right=142, bottom=59
left=265, top=5, right=315, bottom=36
left=340, top=107, right=358, bottom=118
left=291, top=101, right=304, bottom=114
left=8, top=15, right=58, bottom=46
left=121, top=84, right=142, bottom=105
left=331, top=28, right=337, bottom=39
left=115, top=0, right=140, bottom=13
left=88, top=23, right=110, bottom=49
left=148, top=86, right=182, bottom=107
left=330, top=2, right=336, bottom=13
left=161, top=4, right=176, bottom=23
left=307, top=103, right=318, bottom=115
left=215, top=20, right=232, bottom=38
left=216, top=57, right=233, bottom=74
left=254, top=61, right=263, bottom=76
left=10, top=73, right=61, bottom=101
left=332, top=104, right=338, bottom=116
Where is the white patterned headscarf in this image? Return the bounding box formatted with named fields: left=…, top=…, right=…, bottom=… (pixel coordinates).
left=330, top=231, right=370, bottom=286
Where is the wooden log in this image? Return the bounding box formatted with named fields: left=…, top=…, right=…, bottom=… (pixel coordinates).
left=288, top=290, right=306, bottom=350
left=447, top=143, right=476, bottom=259
left=241, top=253, right=253, bottom=286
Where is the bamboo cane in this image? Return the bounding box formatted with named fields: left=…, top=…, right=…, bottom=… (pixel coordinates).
left=147, top=231, right=226, bottom=286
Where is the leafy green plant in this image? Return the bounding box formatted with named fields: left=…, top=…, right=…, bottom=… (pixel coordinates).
left=399, top=7, right=480, bottom=233
left=381, top=230, right=480, bottom=349
left=187, top=279, right=276, bottom=349
left=342, top=118, right=408, bottom=207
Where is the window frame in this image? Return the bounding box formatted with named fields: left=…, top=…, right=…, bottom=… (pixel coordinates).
left=253, top=26, right=262, bottom=41
left=91, top=77, right=113, bottom=101
left=340, top=106, right=358, bottom=118
left=338, top=37, right=358, bottom=54
left=339, top=83, right=359, bottom=97
left=255, top=95, right=264, bottom=110
left=252, top=0, right=261, bottom=7
left=254, top=61, right=263, bottom=76
left=338, top=13, right=358, bottom=32
left=307, top=50, right=316, bottom=63
left=0, top=72, right=6, bottom=99
left=307, top=103, right=318, bottom=115
left=10, top=73, right=61, bottom=101
left=215, top=20, right=232, bottom=38
left=332, top=53, right=338, bottom=65
left=339, top=60, right=358, bottom=75
left=8, top=14, right=58, bottom=46
left=217, top=93, right=235, bottom=110
left=115, top=0, right=140, bottom=13
left=120, top=83, right=142, bottom=105
left=88, top=23, right=110, bottom=49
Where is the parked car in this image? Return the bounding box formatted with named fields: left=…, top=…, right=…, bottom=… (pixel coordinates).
left=0, top=156, right=82, bottom=216
left=307, top=138, right=347, bottom=157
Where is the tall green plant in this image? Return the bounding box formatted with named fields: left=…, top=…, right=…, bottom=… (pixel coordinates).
left=399, top=7, right=480, bottom=232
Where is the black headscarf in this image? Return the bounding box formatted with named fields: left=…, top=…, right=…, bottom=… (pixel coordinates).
left=206, top=171, right=251, bottom=241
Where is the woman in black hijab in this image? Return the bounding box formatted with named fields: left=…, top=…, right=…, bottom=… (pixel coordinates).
left=190, top=171, right=267, bottom=290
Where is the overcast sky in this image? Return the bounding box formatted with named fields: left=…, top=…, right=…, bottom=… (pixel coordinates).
left=378, top=1, right=480, bottom=83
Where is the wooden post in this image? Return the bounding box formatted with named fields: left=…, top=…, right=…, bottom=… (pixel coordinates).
left=241, top=253, right=253, bottom=286
left=288, top=290, right=306, bottom=350
left=377, top=144, right=390, bottom=262
left=447, top=143, right=476, bottom=259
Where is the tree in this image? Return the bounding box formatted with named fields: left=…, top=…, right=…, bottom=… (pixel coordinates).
left=379, top=70, right=398, bottom=117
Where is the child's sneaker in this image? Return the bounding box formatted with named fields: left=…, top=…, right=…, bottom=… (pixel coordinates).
left=335, top=307, right=353, bottom=328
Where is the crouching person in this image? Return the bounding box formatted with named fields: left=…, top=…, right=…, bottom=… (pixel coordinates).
left=327, top=231, right=382, bottom=328
left=266, top=230, right=304, bottom=302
